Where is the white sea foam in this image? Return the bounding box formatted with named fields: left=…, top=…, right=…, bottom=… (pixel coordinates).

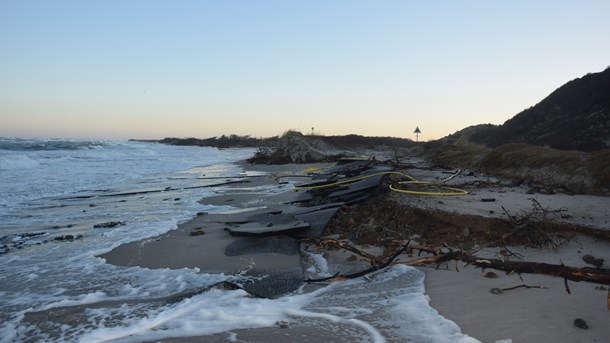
left=0, top=139, right=477, bottom=342
left=301, top=249, right=332, bottom=277
left=0, top=154, right=40, bottom=170
left=42, top=291, right=110, bottom=310
left=45, top=266, right=477, bottom=343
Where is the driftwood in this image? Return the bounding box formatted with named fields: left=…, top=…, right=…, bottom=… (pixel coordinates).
left=303, top=239, right=610, bottom=286
left=305, top=239, right=408, bottom=282
left=302, top=239, right=610, bottom=310
left=396, top=250, right=610, bottom=285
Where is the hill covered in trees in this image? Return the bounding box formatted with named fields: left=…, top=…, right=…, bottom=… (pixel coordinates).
left=156, top=135, right=279, bottom=149
left=464, top=67, right=610, bottom=151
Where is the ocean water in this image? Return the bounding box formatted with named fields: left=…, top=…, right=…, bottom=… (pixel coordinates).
left=0, top=138, right=478, bottom=343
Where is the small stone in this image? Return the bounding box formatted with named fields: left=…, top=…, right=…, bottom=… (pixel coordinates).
left=89, top=204, right=97, bottom=207
left=275, top=320, right=289, bottom=328
left=582, top=254, right=604, bottom=268
left=266, top=222, right=273, bottom=227
left=347, top=254, right=357, bottom=262
left=490, top=288, right=503, bottom=295
left=573, top=318, right=589, bottom=330
left=190, top=230, right=205, bottom=236
left=484, top=271, right=498, bottom=278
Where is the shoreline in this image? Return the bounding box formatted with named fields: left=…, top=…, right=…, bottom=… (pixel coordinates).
left=100, top=157, right=610, bottom=342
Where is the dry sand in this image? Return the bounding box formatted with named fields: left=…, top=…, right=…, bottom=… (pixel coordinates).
left=397, top=164, right=610, bottom=230
left=422, top=239, right=610, bottom=343
left=385, top=162, right=610, bottom=342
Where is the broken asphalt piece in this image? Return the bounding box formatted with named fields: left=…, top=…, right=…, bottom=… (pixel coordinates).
left=93, top=221, right=125, bottom=229
left=328, top=174, right=385, bottom=199
left=59, top=179, right=248, bottom=200
left=225, top=220, right=310, bottom=237
left=292, top=206, right=341, bottom=238
left=54, top=234, right=83, bottom=241
left=315, top=158, right=372, bottom=176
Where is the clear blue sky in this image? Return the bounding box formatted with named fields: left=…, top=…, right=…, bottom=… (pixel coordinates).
left=1, top=0, right=609, bottom=140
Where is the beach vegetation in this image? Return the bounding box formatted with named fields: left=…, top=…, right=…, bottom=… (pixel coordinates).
left=425, top=141, right=610, bottom=195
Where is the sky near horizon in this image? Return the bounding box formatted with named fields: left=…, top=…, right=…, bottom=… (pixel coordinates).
left=1, top=1, right=609, bottom=141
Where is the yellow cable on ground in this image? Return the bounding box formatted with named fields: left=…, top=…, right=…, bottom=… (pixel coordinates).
left=301, top=167, right=323, bottom=173
left=292, top=169, right=468, bottom=196
left=390, top=181, right=469, bottom=196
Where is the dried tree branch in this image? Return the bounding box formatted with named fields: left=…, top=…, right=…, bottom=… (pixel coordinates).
left=395, top=250, right=610, bottom=285
left=303, top=239, right=610, bottom=286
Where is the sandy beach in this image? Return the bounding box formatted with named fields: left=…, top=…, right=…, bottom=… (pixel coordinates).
left=330, top=160, right=610, bottom=342
left=423, top=238, right=610, bottom=343
left=99, top=157, right=610, bottom=342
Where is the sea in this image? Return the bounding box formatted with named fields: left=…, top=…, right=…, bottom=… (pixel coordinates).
left=0, top=137, right=478, bottom=343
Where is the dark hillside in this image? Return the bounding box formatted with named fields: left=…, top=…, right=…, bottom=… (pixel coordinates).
left=157, top=135, right=279, bottom=148
left=470, top=68, right=610, bottom=151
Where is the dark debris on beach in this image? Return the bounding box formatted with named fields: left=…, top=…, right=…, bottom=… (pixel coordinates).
left=97, top=155, right=610, bottom=300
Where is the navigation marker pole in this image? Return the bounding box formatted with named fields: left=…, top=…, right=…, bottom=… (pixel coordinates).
left=414, top=126, right=421, bottom=142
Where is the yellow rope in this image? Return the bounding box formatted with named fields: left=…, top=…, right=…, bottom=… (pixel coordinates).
left=300, top=167, right=323, bottom=173
left=389, top=182, right=469, bottom=196
left=293, top=169, right=468, bottom=196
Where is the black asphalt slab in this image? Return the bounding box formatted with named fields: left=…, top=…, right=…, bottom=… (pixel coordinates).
left=291, top=206, right=341, bottom=238
left=225, top=220, right=311, bottom=237
left=315, top=159, right=372, bottom=176
left=328, top=174, right=385, bottom=198
left=100, top=161, right=393, bottom=298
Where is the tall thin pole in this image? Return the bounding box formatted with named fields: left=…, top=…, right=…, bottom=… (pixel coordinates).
left=414, top=126, right=421, bottom=142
